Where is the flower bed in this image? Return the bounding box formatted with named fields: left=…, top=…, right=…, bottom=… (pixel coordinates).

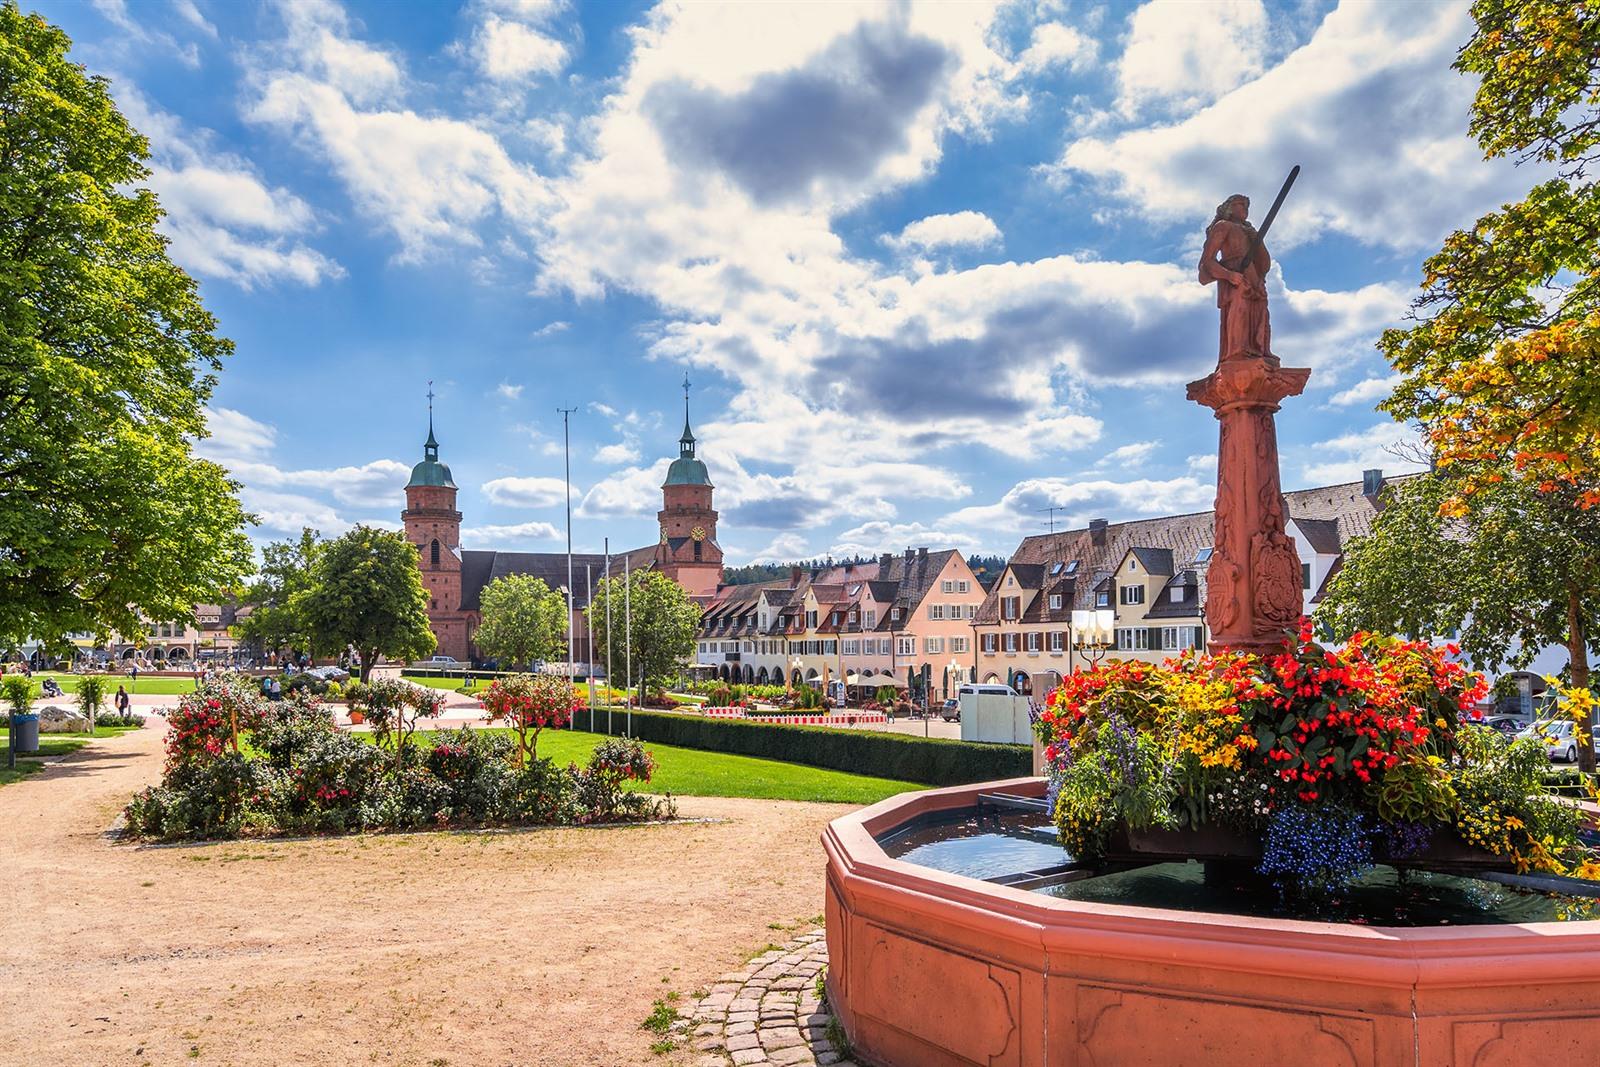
left=1035, top=623, right=1599, bottom=901
left=123, top=674, right=674, bottom=840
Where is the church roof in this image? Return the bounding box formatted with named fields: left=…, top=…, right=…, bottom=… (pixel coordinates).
left=406, top=457, right=456, bottom=489
left=460, top=548, right=657, bottom=612
left=664, top=455, right=712, bottom=487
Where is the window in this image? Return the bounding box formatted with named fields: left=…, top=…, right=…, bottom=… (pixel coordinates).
left=1115, top=629, right=1151, bottom=651
left=879, top=639, right=893, bottom=656
left=1025, top=632, right=1041, bottom=653
left=1170, top=586, right=1185, bottom=603
left=865, top=610, right=877, bottom=628
left=693, top=540, right=702, bottom=561
left=981, top=633, right=998, bottom=653
left=1048, top=594, right=1062, bottom=610
left=925, top=637, right=944, bottom=655
left=957, top=580, right=970, bottom=593
left=1119, top=585, right=1145, bottom=606
left=952, top=636, right=969, bottom=654
left=843, top=640, right=860, bottom=656
left=1096, top=591, right=1110, bottom=607
left=1049, top=631, right=1065, bottom=652
left=1049, top=561, right=1064, bottom=576
left=929, top=604, right=945, bottom=620
left=806, top=610, right=818, bottom=628
left=1064, top=561, right=1079, bottom=576
left=898, top=636, right=917, bottom=656
left=941, top=580, right=955, bottom=593
left=1194, top=547, right=1213, bottom=563
left=430, top=539, right=440, bottom=565
left=849, top=609, right=858, bottom=624
left=824, top=640, right=837, bottom=655
left=1002, top=596, right=1020, bottom=620
left=1302, top=563, right=1313, bottom=590
left=430, top=599, right=437, bottom=610
left=891, top=607, right=902, bottom=622
left=1003, top=632, right=1019, bottom=653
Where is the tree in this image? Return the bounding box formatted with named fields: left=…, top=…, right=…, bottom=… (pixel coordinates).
left=1381, top=0, right=1600, bottom=511
left=0, top=4, right=253, bottom=649
left=296, top=526, right=435, bottom=681
left=480, top=673, right=574, bottom=766
left=585, top=570, right=699, bottom=701
left=235, top=528, right=322, bottom=658
left=473, top=574, right=567, bottom=669
left=1316, top=472, right=1600, bottom=770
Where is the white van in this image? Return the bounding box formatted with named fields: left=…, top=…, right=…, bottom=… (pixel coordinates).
left=959, top=682, right=1018, bottom=698
left=959, top=684, right=1030, bottom=744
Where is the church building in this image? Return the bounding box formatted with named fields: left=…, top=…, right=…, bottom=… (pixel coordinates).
left=401, top=386, right=724, bottom=665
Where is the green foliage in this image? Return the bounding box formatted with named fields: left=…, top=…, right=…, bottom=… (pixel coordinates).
left=473, top=573, right=568, bottom=669
left=584, top=708, right=1029, bottom=786
left=1373, top=754, right=1458, bottom=825
left=1052, top=719, right=1175, bottom=861
left=74, top=674, right=105, bottom=723
left=573, top=736, right=671, bottom=823
left=235, top=528, right=322, bottom=657
left=0, top=3, right=253, bottom=648
left=296, top=525, right=435, bottom=680
left=2, top=675, right=30, bottom=717
left=586, top=570, right=699, bottom=698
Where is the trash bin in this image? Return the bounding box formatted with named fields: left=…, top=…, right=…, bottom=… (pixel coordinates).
left=10, top=712, right=40, bottom=754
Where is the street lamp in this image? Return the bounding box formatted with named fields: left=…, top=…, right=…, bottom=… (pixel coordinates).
left=790, top=655, right=803, bottom=701
left=1071, top=609, right=1116, bottom=671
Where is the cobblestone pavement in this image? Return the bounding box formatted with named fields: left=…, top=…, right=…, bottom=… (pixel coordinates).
left=679, top=930, right=856, bottom=1067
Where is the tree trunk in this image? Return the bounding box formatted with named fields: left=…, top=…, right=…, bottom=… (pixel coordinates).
left=360, top=648, right=377, bottom=684
left=1567, top=586, right=1595, bottom=773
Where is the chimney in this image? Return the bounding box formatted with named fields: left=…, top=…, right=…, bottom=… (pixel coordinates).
left=1089, top=518, right=1108, bottom=546
left=917, top=547, right=927, bottom=560
left=904, top=547, right=914, bottom=561
left=790, top=566, right=802, bottom=587
left=878, top=553, right=892, bottom=571
left=1362, top=468, right=1385, bottom=497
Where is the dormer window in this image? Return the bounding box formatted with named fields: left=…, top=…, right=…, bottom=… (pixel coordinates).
left=1049, top=562, right=1064, bottom=576
left=1170, top=586, right=1184, bottom=603
left=891, top=607, right=902, bottom=622
left=1048, top=594, right=1062, bottom=609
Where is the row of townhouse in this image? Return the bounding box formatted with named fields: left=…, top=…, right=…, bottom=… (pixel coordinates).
left=695, top=547, right=989, bottom=699
left=969, top=470, right=1406, bottom=696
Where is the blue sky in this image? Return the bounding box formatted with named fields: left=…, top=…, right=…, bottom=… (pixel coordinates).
left=39, top=0, right=1530, bottom=563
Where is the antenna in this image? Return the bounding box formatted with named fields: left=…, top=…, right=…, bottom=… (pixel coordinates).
left=1037, top=504, right=1065, bottom=533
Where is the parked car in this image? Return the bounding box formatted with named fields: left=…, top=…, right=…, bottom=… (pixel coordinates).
left=958, top=683, right=1018, bottom=698
left=1516, top=719, right=1580, bottom=763
left=941, top=698, right=960, bottom=723
left=1483, top=714, right=1530, bottom=737
left=416, top=655, right=459, bottom=667
left=305, top=665, right=350, bottom=682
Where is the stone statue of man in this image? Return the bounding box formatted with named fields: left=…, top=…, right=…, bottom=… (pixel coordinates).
left=1198, top=193, right=1271, bottom=362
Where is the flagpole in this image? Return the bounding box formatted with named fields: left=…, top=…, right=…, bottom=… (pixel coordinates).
left=560, top=406, right=575, bottom=693
left=586, top=563, right=595, bottom=733
left=624, top=556, right=633, bottom=738
left=605, top=538, right=613, bottom=736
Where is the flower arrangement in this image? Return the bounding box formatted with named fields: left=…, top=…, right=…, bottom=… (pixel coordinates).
left=1034, top=621, right=1595, bottom=897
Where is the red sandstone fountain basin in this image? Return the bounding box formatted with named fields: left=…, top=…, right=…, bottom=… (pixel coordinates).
left=822, top=776, right=1600, bottom=1067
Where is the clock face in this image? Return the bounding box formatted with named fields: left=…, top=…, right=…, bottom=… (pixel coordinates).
left=691, top=526, right=706, bottom=542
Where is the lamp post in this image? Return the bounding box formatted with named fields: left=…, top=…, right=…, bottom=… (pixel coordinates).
left=1071, top=609, right=1115, bottom=671
left=790, top=655, right=803, bottom=700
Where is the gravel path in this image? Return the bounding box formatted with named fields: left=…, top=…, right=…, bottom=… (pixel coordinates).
left=0, top=722, right=848, bottom=1066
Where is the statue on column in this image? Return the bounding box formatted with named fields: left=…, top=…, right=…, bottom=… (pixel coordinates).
left=1198, top=194, right=1272, bottom=362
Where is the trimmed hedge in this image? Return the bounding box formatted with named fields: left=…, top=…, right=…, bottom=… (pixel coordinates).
left=581, top=708, right=1030, bottom=787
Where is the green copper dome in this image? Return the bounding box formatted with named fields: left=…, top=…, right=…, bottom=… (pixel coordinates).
left=406, top=423, right=457, bottom=489
left=664, top=454, right=712, bottom=487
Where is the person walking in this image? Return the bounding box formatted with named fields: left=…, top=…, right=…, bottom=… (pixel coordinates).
left=115, top=685, right=131, bottom=717
left=269, top=676, right=282, bottom=702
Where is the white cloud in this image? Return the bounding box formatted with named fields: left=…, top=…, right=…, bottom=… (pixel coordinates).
left=1327, top=374, right=1400, bottom=408
left=1098, top=440, right=1160, bottom=469
left=92, top=0, right=201, bottom=66
left=496, top=382, right=525, bottom=401
left=240, top=487, right=349, bottom=537
left=1186, top=453, right=1218, bottom=475
left=199, top=407, right=277, bottom=462
left=595, top=441, right=642, bottom=465
left=483, top=475, right=573, bottom=508
left=475, top=15, right=568, bottom=80
left=741, top=532, right=813, bottom=566
left=115, top=89, right=341, bottom=288
left=1058, top=2, right=1530, bottom=254
left=1017, top=22, right=1097, bottom=74
left=532, top=320, right=571, bottom=338
left=461, top=520, right=562, bottom=547
left=882, top=210, right=1001, bottom=252
left=1297, top=422, right=1427, bottom=486
left=1114, top=0, right=1267, bottom=116
left=948, top=475, right=1215, bottom=534
left=830, top=520, right=982, bottom=557
left=172, top=0, right=217, bottom=38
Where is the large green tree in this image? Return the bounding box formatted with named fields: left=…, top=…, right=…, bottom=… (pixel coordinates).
left=1317, top=472, right=1600, bottom=769
left=234, top=528, right=322, bottom=658
left=586, top=570, right=699, bottom=701
left=0, top=4, right=253, bottom=648
left=1382, top=0, right=1600, bottom=510
left=473, top=573, right=567, bottom=669
left=296, top=526, right=434, bottom=681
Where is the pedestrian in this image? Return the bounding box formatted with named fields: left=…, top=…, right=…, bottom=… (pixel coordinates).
left=269, top=676, right=282, bottom=702
left=115, top=685, right=130, bottom=717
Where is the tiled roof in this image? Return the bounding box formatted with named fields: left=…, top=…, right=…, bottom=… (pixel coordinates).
left=1145, top=570, right=1203, bottom=619
left=460, top=548, right=655, bottom=612
left=1130, top=547, right=1175, bottom=576
left=1293, top=517, right=1343, bottom=555
left=973, top=476, right=1410, bottom=625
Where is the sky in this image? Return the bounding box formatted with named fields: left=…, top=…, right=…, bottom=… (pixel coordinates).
left=37, top=0, right=1533, bottom=564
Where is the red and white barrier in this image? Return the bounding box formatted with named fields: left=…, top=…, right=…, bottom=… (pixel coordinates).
left=698, top=706, right=888, bottom=726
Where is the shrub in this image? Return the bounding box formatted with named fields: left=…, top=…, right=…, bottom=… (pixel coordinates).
left=75, top=675, right=106, bottom=724
left=481, top=673, right=575, bottom=766
left=502, top=757, right=578, bottom=824
left=586, top=709, right=1028, bottom=785
left=573, top=737, right=673, bottom=823
left=94, top=710, right=145, bottom=728
left=425, top=726, right=516, bottom=821
left=2, top=675, right=31, bottom=717
left=348, top=677, right=445, bottom=773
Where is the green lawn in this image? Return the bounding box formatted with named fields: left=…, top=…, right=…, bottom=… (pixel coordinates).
left=20, top=672, right=198, bottom=697
left=0, top=724, right=144, bottom=786
left=409, top=726, right=922, bottom=805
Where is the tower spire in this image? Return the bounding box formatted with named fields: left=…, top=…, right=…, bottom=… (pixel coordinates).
left=425, top=380, right=439, bottom=459
left=679, top=371, right=695, bottom=457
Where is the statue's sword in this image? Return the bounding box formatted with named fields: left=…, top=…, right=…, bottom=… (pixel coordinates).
left=1230, top=164, right=1299, bottom=272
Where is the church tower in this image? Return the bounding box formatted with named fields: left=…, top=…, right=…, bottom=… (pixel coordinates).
left=656, top=376, right=724, bottom=599
left=402, top=387, right=468, bottom=659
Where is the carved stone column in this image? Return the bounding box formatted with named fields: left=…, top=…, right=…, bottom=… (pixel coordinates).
left=1187, top=355, right=1312, bottom=657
